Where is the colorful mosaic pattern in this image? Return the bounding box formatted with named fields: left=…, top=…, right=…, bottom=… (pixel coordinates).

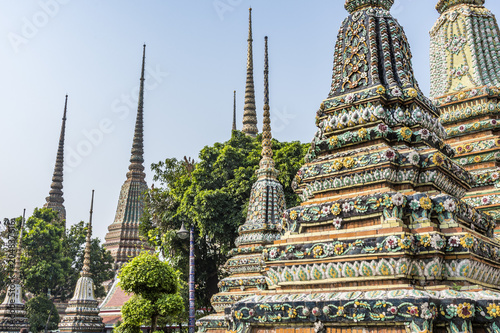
left=224, top=1, right=500, bottom=332
left=283, top=192, right=494, bottom=235
left=431, top=0, right=500, bottom=238
left=228, top=290, right=500, bottom=333
left=431, top=2, right=500, bottom=97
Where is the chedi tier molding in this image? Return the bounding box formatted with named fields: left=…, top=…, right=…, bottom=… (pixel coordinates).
left=227, top=290, right=500, bottom=333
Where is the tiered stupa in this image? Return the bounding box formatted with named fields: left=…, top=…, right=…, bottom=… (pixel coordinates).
left=103, top=45, right=152, bottom=269
left=198, top=36, right=285, bottom=333
left=100, top=45, right=153, bottom=330
left=430, top=0, right=500, bottom=237
left=59, top=190, right=105, bottom=333
left=242, top=8, right=258, bottom=137
left=226, top=1, right=500, bottom=333
left=0, top=217, right=29, bottom=333
left=43, top=95, right=68, bottom=222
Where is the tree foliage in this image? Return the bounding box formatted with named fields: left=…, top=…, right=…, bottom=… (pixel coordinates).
left=140, top=131, right=307, bottom=311
left=25, top=294, right=60, bottom=333
left=21, top=208, right=71, bottom=297
left=0, top=208, right=114, bottom=301
left=117, top=252, right=184, bottom=332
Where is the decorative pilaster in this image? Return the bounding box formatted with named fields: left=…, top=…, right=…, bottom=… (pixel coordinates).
left=103, top=45, right=152, bottom=269
left=241, top=8, right=258, bottom=137
left=43, top=95, right=68, bottom=222
left=59, top=190, right=104, bottom=333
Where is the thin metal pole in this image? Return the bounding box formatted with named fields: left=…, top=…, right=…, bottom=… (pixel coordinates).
left=188, top=225, right=195, bottom=333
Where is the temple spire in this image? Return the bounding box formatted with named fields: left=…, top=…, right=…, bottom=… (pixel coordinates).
left=127, top=44, right=146, bottom=182
left=43, top=95, right=67, bottom=221
left=103, top=45, right=152, bottom=271
left=242, top=8, right=258, bottom=137
left=232, top=90, right=237, bottom=132
left=261, top=36, right=273, bottom=163
left=200, top=36, right=285, bottom=329
left=81, top=190, right=94, bottom=278
left=0, top=212, right=29, bottom=332
left=59, top=190, right=104, bottom=333
left=12, top=209, right=25, bottom=284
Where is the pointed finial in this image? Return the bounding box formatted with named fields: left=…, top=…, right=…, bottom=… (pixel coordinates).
left=232, top=91, right=237, bottom=132
left=44, top=95, right=68, bottom=221
left=261, top=36, right=273, bottom=161
left=81, top=190, right=94, bottom=277
left=242, top=7, right=258, bottom=137
left=126, top=45, right=146, bottom=181
left=264, top=37, right=269, bottom=108
left=12, top=209, right=25, bottom=284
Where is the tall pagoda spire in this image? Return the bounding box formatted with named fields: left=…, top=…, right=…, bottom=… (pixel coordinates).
left=198, top=36, right=285, bottom=333
left=232, top=90, right=237, bottom=132
left=242, top=8, right=258, bottom=137
left=81, top=191, right=93, bottom=278
left=43, top=95, right=68, bottom=221
left=12, top=212, right=23, bottom=284
left=103, top=45, right=152, bottom=270
left=127, top=44, right=146, bottom=182
left=59, top=190, right=104, bottom=333
left=0, top=212, right=29, bottom=333
left=261, top=36, right=273, bottom=163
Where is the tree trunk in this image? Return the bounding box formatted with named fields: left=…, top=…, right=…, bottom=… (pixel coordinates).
left=151, top=314, right=158, bottom=332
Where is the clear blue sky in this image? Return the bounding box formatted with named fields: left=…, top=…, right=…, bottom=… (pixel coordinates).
left=1, top=0, right=499, bottom=241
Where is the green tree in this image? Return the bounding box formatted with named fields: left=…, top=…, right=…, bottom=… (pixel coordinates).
left=0, top=208, right=114, bottom=301
left=21, top=208, right=71, bottom=298
left=116, top=252, right=184, bottom=333
left=25, top=294, right=60, bottom=333
left=141, top=131, right=307, bottom=312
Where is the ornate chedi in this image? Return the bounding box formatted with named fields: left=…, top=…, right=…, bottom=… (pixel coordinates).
left=198, top=37, right=285, bottom=333
left=242, top=8, right=258, bottom=137
left=0, top=217, right=29, bottom=333
left=43, top=95, right=68, bottom=222
left=226, top=1, right=500, bottom=333
left=100, top=45, right=153, bottom=330
left=59, top=191, right=105, bottom=333
left=430, top=0, right=500, bottom=236
left=103, top=45, right=152, bottom=269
